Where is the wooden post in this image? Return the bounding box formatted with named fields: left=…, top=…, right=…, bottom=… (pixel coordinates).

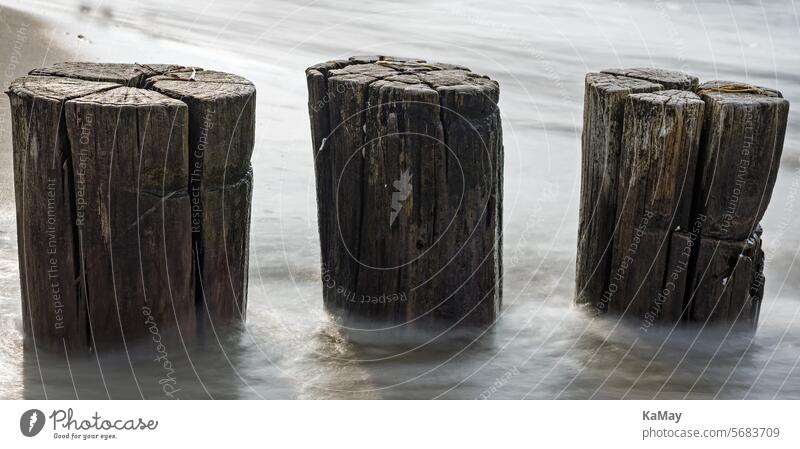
left=147, top=70, right=256, bottom=332
left=607, top=90, right=704, bottom=320
left=7, top=76, right=119, bottom=352
left=693, top=81, right=789, bottom=240
left=63, top=87, right=194, bottom=349
left=687, top=229, right=764, bottom=329
left=7, top=63, right=255, bottom=351
left=306, top=56, right=502, bottom=328
left=576, top=73, right=664, bottom=307
left=577, top=70, right=788, bottom=332
left=684, top=81, right=789, bottom=327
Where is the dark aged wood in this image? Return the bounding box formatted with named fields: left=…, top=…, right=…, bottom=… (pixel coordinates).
left=64, top=87, right=194, bottom=349
left=30, top=62, right=190, bottom=88
left=693, top=81, right=789, bottom=240
left=601, top=68, right=699, bottom=91
left=657, top=231, right=696, bottom=322
left=7, top=76, right=119, bottom=352
left=607, top=90, right=704, bottom=319
left=576, top=73, right=663, bottom=307
left=577, top=69, right=787, bottom=331
left=147, top=70, right=255, bottom=330
left=686, top=228, right=764, bottom=330
left=306, top=56, right=502, bottom=328
left=7, top=62, right=255, bottom=351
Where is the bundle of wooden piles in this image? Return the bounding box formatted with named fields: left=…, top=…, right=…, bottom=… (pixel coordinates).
left=7, top=63, right=255, bottom=352
left=576, top=68, right=789, bottom=331
left=306, top=56, right=503, bottom=329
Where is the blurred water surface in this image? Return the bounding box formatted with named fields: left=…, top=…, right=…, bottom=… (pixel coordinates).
left=0, top=0, right=798, bottom=399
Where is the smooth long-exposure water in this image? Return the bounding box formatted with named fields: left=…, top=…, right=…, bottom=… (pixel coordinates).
left=0, top=0, right=798, bottom=399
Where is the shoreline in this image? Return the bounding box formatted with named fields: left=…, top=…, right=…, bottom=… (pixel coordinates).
left=0, top=6, right=70, bottom=225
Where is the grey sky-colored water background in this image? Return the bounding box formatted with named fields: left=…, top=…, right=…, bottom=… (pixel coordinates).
left=0, top=0, right=798, bottom=399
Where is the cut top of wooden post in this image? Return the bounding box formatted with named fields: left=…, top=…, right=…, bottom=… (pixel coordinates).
left=584, top=72, right=664, bottom=97
left=7, top=75, right=119, bottom=102
left=601, top=67, right=699, bottom=91
left=146, top=70, right=256, bottom=185
left=65, top=87, right=189, bottom=193
left=697, top=80, right=783, bottom=98
left=17, top=63, right=256, bottom=188
left=694, top=80, right=789, bottom=240
left=307, top=55, right=498, bottom=112
left=29, top=62, right=191, bottom=88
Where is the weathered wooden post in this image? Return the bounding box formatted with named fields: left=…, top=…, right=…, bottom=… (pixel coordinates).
left=306, top=56, right=503, bottom=328
left=608, top=90, right=704, bottom=320
left=147, top=70, right=256, bottom=331
left=7, top=63, right=255, bottom=352
left=685, top=81, right=789, bottom=329
left=576, top=73, right=663, bottom=308
left=577, top=69, right=700, bottom=312
left=577, top=69, right=789, bottom=332
left=64, top=86, right=195, bottom=350
left=8, top=76, right=118, bottom=352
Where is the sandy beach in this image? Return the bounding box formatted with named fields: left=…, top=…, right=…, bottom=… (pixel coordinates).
left=0, top=6, right=70, bottom=224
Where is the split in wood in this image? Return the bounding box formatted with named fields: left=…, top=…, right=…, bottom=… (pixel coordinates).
left=307, top=56, right=502, bottom=329
left=577, top=68, right=788, bottom=332
left=7, top=63, right=255, bottom=352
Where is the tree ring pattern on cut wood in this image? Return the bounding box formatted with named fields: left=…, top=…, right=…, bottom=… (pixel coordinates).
left=601, top=68, right=699, bottom=91
left=7, top=62, right=255, bottom=352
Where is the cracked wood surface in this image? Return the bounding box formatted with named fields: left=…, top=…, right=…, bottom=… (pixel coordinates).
left=148, top=69, right=255, bottom=330
left=601, top=68, right=699, bottom=91
left=694, top=80, right=789, bottom=240
left=7, top=76, right=118, bottom=352
left=576, top=72, right=664, bottom=307
left=577, top=68, right=785, bottom=331
left=64, top=87, right=193, bottom=349
left=307, top=55, right=502, bottom=328
left=607, top=90, right=704, bottom=320
left=7, top=62, right=255, bottom=351
left=686, top=229, right=764, bottom=330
